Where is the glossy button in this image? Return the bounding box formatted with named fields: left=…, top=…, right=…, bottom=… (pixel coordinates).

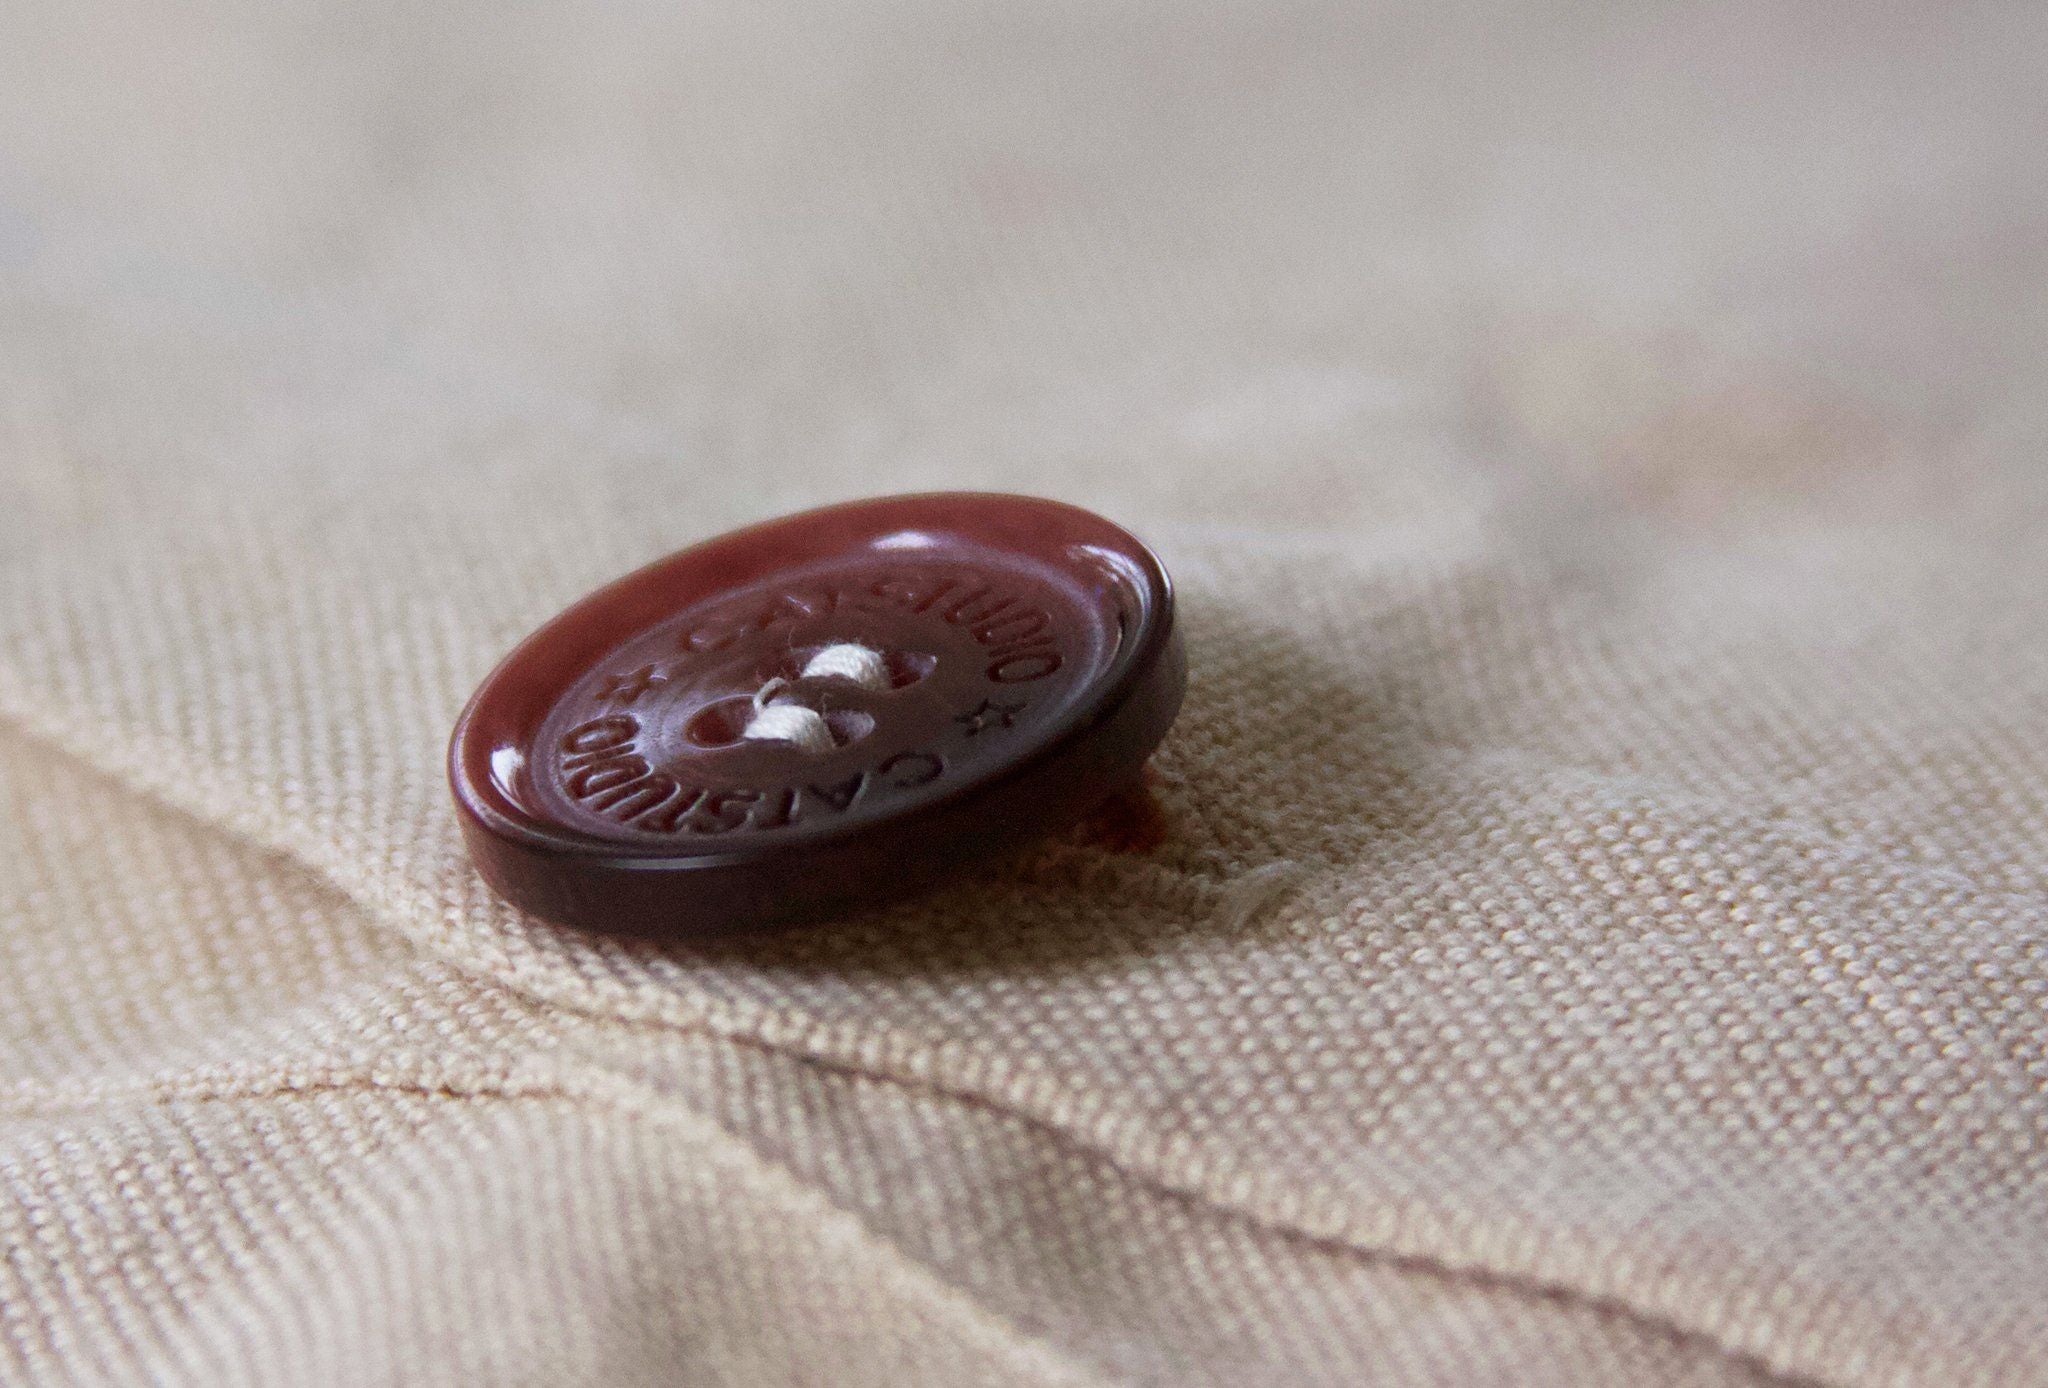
left=449, top=493, right=1184, bottom=937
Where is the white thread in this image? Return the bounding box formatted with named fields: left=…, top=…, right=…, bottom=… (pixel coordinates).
left=738, top=642, right=890, bottom=755
left=741, top=702, right=837, bottom=756
left=1216, top=861, right=1306, bottom=933
left=799, top=642, right=891, bottom=691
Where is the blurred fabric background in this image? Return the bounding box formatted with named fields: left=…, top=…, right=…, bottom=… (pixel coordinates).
left=2, top=3, right=2045, bottom=1385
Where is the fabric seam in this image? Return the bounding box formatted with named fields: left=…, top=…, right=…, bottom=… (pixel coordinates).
left=0, top=691, right=1913, bottom=1388
left=0, top=1055, right=1813, bottom=1388
left=0, top=1058, right=1118, bottom=1388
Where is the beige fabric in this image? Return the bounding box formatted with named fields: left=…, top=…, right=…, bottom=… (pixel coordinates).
left=3, top=0, right=2046, bottom=1384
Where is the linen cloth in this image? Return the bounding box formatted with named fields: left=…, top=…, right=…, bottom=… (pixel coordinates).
left=3, top=1, right=2046, bottom=1384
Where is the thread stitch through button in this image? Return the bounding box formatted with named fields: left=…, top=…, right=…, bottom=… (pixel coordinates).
left=741, top=642, right=892, bottom=754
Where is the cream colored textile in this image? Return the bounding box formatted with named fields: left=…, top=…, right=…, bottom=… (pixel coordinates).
left=3, top=1, right=2046, bottom=1384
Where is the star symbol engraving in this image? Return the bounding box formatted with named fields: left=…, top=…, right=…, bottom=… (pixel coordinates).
left=955, top=698, right=1025, bottom=736
left=597, top=663, right=666, bottom=705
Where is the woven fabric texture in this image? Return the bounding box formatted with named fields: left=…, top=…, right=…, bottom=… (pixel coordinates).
left=3, top=1, right=2046, bottom=1384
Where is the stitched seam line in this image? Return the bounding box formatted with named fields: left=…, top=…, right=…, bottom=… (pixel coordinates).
left=0, top=1050, right=1817, bottom=1388
left=0, top=690, right=1899, bottom=1388
left=3, top=1054, right=1812, bottom=1388
left=0, top=1056, right=1117, bottom=1388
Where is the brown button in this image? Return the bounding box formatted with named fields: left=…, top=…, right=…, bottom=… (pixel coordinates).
left=448, top=493, right=1184, bottom=937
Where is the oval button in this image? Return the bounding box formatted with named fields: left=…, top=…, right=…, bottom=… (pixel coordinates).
left=449, top=493, right=1184, bottom=937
